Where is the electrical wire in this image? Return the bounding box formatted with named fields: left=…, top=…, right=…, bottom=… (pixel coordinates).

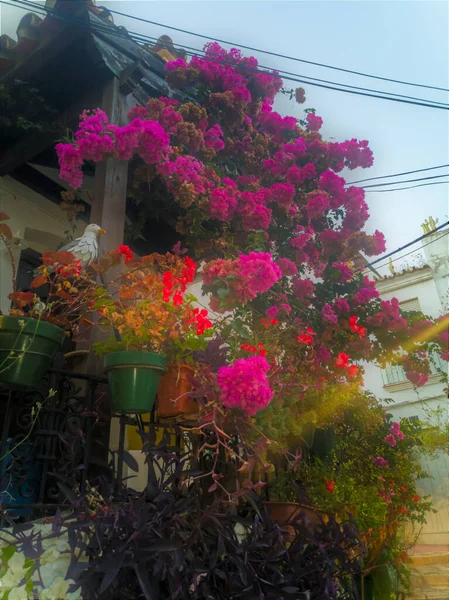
left=104, top=5, right=449, bottom=93
left=360, top=173, right=449, bottom=189
left=3, top=0, right=449, bottom=110
left=346, top=163, right=449, bottom=185
left=364, top=229, right=449, bottom=273
left=360, top=221, right=449, bottom=270
left=364, top=181, right=449, bottom=193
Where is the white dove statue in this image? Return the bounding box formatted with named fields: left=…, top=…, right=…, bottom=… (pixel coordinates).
left=58, top=223, right=106, bottom=269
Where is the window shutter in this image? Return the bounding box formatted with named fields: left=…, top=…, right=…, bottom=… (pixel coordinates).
left=399, top=298, right=421, bottom=313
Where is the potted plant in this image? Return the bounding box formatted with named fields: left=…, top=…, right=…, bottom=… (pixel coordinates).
left=0, top=214, right=94, bottom=389
left=264, top=464, right=325, bottom=541
left=92, top=248, right=213, bottom=414
left=157, top=308, right=214, bottom=419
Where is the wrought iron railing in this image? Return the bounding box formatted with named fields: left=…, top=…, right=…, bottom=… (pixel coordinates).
left=0, top=357, right=108, bottom=522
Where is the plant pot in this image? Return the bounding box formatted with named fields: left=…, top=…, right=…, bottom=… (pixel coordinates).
left=0, top=316, right=65, bottom=389
left=157, top=364, right=198, bottom=419
left=104, top=351, right=167, bottom=414
left=265, top=501, right=324, bottom=539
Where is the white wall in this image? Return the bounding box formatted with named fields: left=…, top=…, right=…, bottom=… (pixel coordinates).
left=362, top=266, right=449, bottom=544
left=422, top=230, right=449, bottom=310
left=0, top=176, right=85, bottom=313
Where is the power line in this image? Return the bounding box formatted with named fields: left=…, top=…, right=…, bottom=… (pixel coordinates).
left=361, top=173, right=449, bottom=189
left=364, top=180, right=449, bottom=193
left=362, top=221, right=449, bottom=269
left=104, top=5, right=449, bottom=93
left=7, top=0, right=447, bottom=109
left=4, top=0, right=449, bottom=111
left=346, top=163, right=449, bottom=185
left=368, top=229, right=449, bottom=273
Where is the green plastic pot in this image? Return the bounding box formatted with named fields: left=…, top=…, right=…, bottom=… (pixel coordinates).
left=0, top=316, right=65, bottom=390
left=104, top=351, right=167, bottom=414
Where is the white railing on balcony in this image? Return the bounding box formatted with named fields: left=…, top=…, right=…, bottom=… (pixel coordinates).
left=381, top=353, right=446, bottom=386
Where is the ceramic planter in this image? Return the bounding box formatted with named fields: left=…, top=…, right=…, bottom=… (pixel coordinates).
left=104, top=351, right=167, bottom=414
left=157, top=364, right=198, bottom=419
left=0, top=316, right=65, bottom=389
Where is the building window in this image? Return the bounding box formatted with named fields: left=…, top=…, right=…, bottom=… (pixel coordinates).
left=399, top=297, right=421, bottom=313
left=381, top=352, right=445, bottom=386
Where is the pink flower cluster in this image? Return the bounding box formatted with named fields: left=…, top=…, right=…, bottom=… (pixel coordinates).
left=321, top=303, right=338, bottom=324
left=238, top=252, right=282, bottom=294
left=332, top=262, right=354, bottom=282
left=318, top=170, right=346, bottom=208
left=57, top=110, right=172, bottom=190
left=306, top=192, right=330, bottom=219
left=209, top=180, right=238, bottom=221
left=217, top=355, right=274, bottom=416
left=384, top=422, right=405, bottom=447
left=238, top=190, right=272, bottom=231
left=204, top=124, right=225, bottom=151
left=293, top=277, right=316, bottom=300
left=202, top=252, right=281, bottom=306
left=353, top=277, right=380, bottom=305
left=367, top=298, right=407, bottom=330
left=327, top=139, right=374, bottom=171
left=306, top=113, right=323, bottom=132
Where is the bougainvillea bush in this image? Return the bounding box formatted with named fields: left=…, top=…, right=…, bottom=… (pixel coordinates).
left=54, top=41, right=449, bottom=586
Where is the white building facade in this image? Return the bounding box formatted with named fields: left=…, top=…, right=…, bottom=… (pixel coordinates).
left=363, top=229, right=449, bottom=546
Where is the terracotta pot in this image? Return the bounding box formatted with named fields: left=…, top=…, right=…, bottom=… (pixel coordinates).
left=157, top=364, right=198, bottom=418
left=265, top=501, right=324, bottom=539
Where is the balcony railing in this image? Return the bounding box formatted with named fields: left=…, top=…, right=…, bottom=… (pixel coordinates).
left=381, top=353, right=446, bottom=386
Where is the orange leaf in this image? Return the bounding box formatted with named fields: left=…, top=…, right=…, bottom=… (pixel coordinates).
left=56, top=289, right=72, bottom=300
left=8, top=291, right=35, bottom=307
left=0, top=212, right=10, bottom=222
left=0, top=223, right=13, bottom=240
left=30, top=275, right=47, bottom=288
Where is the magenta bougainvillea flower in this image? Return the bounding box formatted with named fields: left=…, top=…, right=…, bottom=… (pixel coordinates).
left=217, top=355, right=273, bottom=416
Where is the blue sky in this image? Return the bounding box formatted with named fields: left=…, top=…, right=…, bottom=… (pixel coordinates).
left=2, top=1, right=448, bottom=273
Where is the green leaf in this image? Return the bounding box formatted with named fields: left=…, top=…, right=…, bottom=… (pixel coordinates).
left=1, top=546, right=15, bottom=563
left=217, top=288, right=230, bottom=299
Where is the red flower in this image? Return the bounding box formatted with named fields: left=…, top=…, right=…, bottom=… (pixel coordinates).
left=190, top=307, right=213, bottom=336
left=325, top=480, right=335, bottom=493
left=349, top=315, right=367, bottom=338
left=399, top=507, right=408, bottom=515
left=298, top=328, right=316, bottom=344
left=173, top=291, right=183, bottom=306
left=261, top=317, right=279, bottom=328
left=118, top=244, right=134, bottom=263
left=335, top=352, right=350, bottom=369
left=347, top=364, right=359, bottom=378
left=412, top=495, right=419, bottom=502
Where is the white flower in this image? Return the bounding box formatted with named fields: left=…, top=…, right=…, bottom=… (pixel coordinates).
left=1, top=551, right=27, bottom=588
left=9, top=584, right=32, bottom=600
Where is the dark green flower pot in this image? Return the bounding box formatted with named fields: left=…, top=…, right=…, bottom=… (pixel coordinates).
left=0, top=316, right=65, bottom=390
left=104, top=351, right=167, bottom=414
